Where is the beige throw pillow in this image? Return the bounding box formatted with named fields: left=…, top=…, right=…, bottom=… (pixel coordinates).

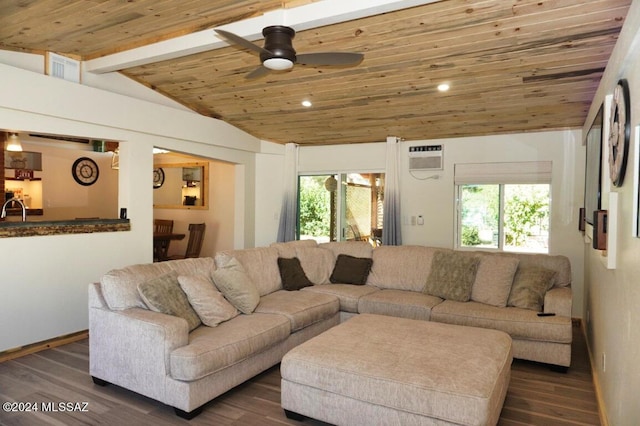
left=424, top=251, right=480, bottom=302
left=211, top=257, right=260, bottom=314
left=507, top=266, right=557, bottom=311
left=178, top=275, right=239, bottom=326
left=137, top=270, right=201, bottom=331
left=471, top=255, right=520, bottom=307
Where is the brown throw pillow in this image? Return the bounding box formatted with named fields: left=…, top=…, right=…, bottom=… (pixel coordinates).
left=330, top=254, right=373, bottom=285
left=507, top=266, right=557, bottom=311
left=277, top=257, right=314, bottom=291
left=424, top=251, right=480, bottom=302
left=137, top=270, right=201, bottom=331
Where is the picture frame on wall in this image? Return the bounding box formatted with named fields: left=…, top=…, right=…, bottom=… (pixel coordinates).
left=584, top=105, right=604, bottom=226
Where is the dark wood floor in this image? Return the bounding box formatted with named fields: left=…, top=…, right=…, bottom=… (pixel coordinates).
left=0, top=324, right=599, bottom=426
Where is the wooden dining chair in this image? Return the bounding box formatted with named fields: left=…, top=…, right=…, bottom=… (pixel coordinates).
left=168, top=223, right=206, bottom=260
left=154, top=219, right=174, bottom=234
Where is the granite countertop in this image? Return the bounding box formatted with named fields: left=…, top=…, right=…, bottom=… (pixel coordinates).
left=0, top=218, right=131, bottom=238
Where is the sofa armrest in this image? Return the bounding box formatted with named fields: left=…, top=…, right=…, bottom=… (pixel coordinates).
left=544, top=286, right=572, bottom=318
left=89, top=305, right=189, bottom=401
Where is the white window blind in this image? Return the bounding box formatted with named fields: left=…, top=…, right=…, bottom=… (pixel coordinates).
left=454, top=161, right=552, bottom=185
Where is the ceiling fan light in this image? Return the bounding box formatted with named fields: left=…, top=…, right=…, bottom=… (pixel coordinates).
left=263, top=57, right=293, bottom=71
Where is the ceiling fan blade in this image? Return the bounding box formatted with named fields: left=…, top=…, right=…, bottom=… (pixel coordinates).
left=215, top=29, right=271, bottom=56
left=296, top=52, right=364, bottom=66
left=245, top=65, right=271, bottom=80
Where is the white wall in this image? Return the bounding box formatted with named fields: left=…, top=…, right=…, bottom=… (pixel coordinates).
left=581, top=2, right=640, bottom=424
left=0, top=61, right=261, bottom=352
left=298, top=130, right=586, bottom=317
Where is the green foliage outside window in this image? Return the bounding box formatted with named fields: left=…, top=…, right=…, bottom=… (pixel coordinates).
left=298, top=176, right=330, bottom=237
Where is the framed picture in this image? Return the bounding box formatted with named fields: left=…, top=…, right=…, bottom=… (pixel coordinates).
left=584, top=105, right=604, bottom=226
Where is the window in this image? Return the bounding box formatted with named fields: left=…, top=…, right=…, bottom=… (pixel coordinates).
left=298, top=173, right=384, bottom=245
left=455, top=162, right=551, bottom=253
left=458, top=184, right=550, bottom=252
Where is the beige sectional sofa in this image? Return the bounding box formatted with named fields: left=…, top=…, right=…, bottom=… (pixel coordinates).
left=88, top=240, right=572, bottom=419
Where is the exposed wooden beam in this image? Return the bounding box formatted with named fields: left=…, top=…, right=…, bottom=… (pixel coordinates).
left=84, top=0, right=443, bottom=73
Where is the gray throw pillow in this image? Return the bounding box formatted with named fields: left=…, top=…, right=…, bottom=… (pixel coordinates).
left=211, top=257, right=260, bottom=314
left=424, top=251, right=480, bottom=302
left=178, top=275, right=239, bottom=327
left=137, top=270, right=201, bottom=331
left=277, top=257, right=314, bottom=291
left=507, top=266, right=557, bottom=311
left=329, top=254, right=373, bottom=285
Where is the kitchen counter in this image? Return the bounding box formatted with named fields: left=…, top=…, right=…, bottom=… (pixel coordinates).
left=0, top=218, right=130, bottom=238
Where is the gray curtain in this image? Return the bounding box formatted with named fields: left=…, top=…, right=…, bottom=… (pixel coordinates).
left=277, top=143, right=298, bottom=242
left=382, top=136, right=402, bottom=245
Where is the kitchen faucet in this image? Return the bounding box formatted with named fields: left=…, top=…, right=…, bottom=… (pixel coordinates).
left=1, top=197, right=27, bottom=222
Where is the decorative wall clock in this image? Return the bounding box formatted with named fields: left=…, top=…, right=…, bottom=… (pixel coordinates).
left=608, top=79, right=630, bottom=187
left=72, top=157, right=99, bottom=186
left=153, top=167, right=165, bottom=189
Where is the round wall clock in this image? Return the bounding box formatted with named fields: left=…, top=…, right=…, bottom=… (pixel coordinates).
left=608, top=79, right=631, bottom=187
left=72, top=157, right=99, bottom=186
left=153, top=167, right=165, bottom=189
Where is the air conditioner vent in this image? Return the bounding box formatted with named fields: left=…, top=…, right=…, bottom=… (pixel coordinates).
left=47, top=52, right=80, bottom=83
left=408, top=144, right=443, bottom=171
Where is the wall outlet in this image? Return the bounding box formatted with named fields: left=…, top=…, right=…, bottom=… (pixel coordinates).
left=417, top=215, right=424, bottom=225
left=602, top=352, right=606, bottom=372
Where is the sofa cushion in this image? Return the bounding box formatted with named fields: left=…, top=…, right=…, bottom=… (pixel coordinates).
left=330, top=254, right=373, bottom=285
left=320, top=241, right=373, bottom=259
left=137, top=270, right=201, bottom=331
left=170, top=313, right=291, bottom=381
left=101, top=257, right=215, bottom=310
left=271, top=239, right=318, bottom=258
left=367, top=245, right=439, bottom=291
left=277, top=257, right=314, bottom=291
left=255, top=290, right=339, bottom=331
left=431, top=300, right=572, bottom=343
left=471, top=255, right=520, bottom=307
left=295, top=246, right=335, bottom=284
left=424, top=251, right=480, bottom=302
left=212, top=257, right=260, bottom=314
left=358, top=289, right=443, bottom=321
left=303, top=284, right=379, bottom=313
left=178, top=274, right=239, bottom=327
left=217, top=247, right=281, bottom=296
left=507, top=266, right=557, bottom=311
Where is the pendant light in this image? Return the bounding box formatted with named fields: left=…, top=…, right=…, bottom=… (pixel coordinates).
left=5, top=132, right=23, bottom=152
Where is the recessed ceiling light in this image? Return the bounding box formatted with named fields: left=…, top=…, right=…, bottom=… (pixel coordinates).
left=437, top=83, right=450, bottom=92
left=302, top=100, right=312, bottom=107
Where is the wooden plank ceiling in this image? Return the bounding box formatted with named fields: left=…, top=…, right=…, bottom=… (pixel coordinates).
left=0, top=0, right=632, bottom=145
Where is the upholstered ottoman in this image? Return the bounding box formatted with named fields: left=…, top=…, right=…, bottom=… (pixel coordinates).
left=281, top=314, right=512, bottom=426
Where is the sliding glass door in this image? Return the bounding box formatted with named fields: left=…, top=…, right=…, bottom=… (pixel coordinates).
left=298, top=173, right=384, bottom=245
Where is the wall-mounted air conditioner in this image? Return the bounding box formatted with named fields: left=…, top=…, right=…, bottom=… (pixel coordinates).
left=408, top=144, right=443, bottom=171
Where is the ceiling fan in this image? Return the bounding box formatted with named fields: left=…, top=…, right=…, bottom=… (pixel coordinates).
left=215, top=25, right=364, bottom=79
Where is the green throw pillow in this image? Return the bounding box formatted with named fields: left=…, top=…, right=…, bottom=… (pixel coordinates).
left=507, top=266, right=557, bottom=311
left=137, top=270, right=201, bottom=331
left=277, top=257, right=314, bottom=291
left=424, top=251, right=480, bottom=302
left=329, top=254, right=373, bottom=285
